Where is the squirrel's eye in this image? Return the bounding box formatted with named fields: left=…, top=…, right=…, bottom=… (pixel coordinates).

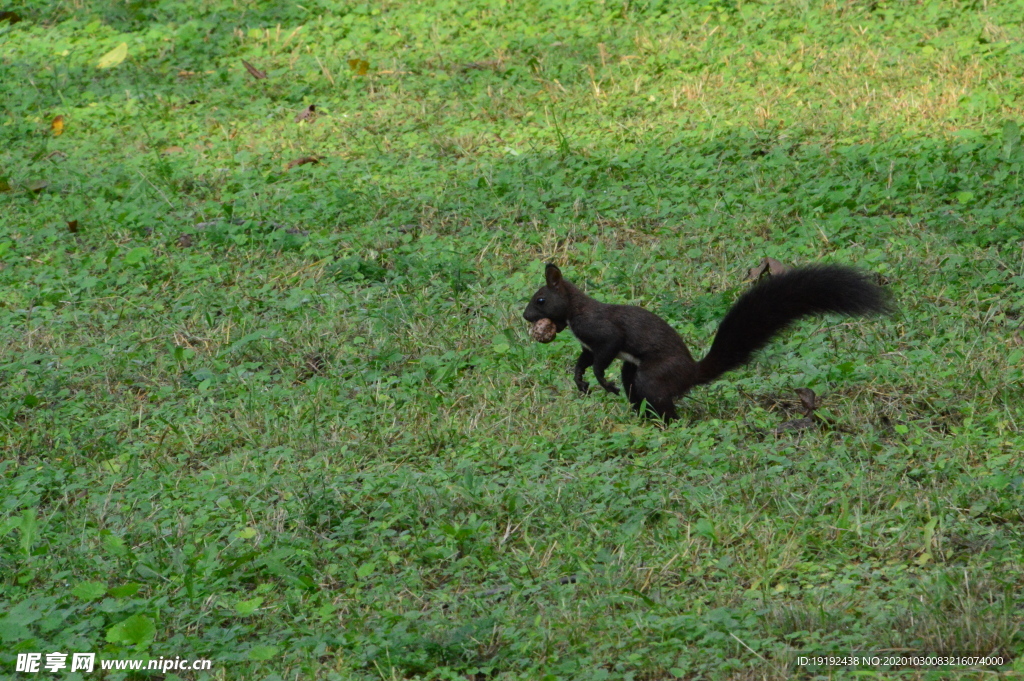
left=537, top=298, right=545, bottom=305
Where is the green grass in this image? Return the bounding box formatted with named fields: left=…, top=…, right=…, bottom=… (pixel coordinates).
left=2, top=0, right=1024, bottom=678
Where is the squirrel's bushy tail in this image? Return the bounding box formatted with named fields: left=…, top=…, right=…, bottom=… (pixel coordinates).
left=695, top=265, right=891, bottom=386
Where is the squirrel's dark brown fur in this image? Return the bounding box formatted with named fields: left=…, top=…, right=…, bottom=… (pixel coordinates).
left=523, top=264, right=891, bottom=421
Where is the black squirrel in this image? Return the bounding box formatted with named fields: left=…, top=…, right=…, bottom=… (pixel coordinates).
left=523, top=263, right=891, bottom=421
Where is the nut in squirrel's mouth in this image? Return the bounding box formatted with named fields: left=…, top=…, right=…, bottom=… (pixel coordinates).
left=530, top=318, right=557, bottom=343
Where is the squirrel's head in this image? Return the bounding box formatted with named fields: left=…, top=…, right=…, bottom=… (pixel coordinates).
left=523, top=264, right=570, bottom=331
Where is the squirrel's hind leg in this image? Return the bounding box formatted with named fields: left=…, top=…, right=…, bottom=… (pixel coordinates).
left=631, top=362, right=682, bottom=421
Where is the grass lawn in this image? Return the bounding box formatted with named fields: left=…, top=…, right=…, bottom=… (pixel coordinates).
left=2, top=0, right=1023, bottom=678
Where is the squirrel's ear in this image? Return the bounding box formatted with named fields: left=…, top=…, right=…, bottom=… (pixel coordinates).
left=544, top=263, right=563, bottom=287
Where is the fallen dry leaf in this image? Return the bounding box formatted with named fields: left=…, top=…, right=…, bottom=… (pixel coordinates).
left=304, top=352, right=327, bottom=376
left=67, top=220, right=79, bottom=233
left=347, top=58, right=369, bottom=76
left=455, top=60, right=502, bottom=72
left=51, top=115, right=64, bottom=136
left=242, top=59, right=267, bottom=80
left=774, top=417, right=816, bottom=435
left=746, top=256, right=789, bottom=281
left=795, top=387, right=817, bottom=416
left=162, top=146, right=185, bottom=154
left=285, top=156, right=321, bottom=170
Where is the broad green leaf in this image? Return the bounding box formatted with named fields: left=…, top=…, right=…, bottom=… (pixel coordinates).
left=102, top=534, right=128, bottom=557
left=72, top=582, right=107, bottom=601
left=105, top=614, right=155, bottom=647
left=18, top=510, right=37, bottom=556
left=248, top=645, right=279, bottom=661
left=1003, top=120, right=1021, bottom=159
left=97, top=42, right=128, bottom=69
left=109, top=583, right=141, bottom=598
left=235, top=597, right=263, bottom=615
left=124, top=247, right=151, bottom=265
